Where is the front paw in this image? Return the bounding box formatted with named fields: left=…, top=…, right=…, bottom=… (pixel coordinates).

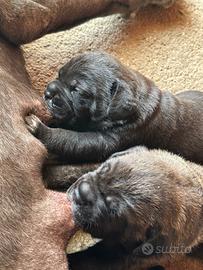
left=25, top=114, right=42, bottom=134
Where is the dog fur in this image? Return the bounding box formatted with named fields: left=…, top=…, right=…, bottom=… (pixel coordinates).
left=27, top=51, right=203, bottom=165
left=67, top=146, right=203, bottom=270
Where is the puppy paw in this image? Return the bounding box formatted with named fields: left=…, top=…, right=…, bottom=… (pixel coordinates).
left=25, top=114, right=42, bottom=134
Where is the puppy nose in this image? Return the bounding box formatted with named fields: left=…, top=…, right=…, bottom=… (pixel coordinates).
left=76, top=181, right=95, bottom=205
left=44, top=81, right=60, bottom=100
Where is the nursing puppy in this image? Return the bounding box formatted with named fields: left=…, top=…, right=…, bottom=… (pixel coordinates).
left=26, top=52, right=203, bottom=164
left=67, top=146, right=203, bottom=270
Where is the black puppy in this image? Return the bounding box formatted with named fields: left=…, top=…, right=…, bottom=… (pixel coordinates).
left=67, top=146, right=203, bottom=270
left=26, top=51, right=203, bottom=164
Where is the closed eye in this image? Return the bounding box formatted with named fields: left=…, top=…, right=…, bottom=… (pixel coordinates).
left=110, top=81, right=118, bottom=98
left=70, top=85, right=77, bottom=93
left=80, top=91, right=93, bottom=99
left=70, top=80, right=78, bottom=92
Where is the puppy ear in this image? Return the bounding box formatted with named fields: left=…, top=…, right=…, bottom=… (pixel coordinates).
left=110, top=146, right=148, bottom=159
left=107, top=79, right=139, bottom=121
left=97, top=159, right=120, bottom=179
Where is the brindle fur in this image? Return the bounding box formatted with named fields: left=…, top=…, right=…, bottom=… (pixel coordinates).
left=67, top=147, right=203, bottom=270
left=26, top=52, right=203, bottom=164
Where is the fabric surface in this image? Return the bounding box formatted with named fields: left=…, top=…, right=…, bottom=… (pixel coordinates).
left=23, top=0, right=203, bottom=96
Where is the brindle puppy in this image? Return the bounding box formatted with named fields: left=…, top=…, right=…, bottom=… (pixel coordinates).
left=26, top=51, right=203, bottom=164
left=67, top=146, right=203, bottom=270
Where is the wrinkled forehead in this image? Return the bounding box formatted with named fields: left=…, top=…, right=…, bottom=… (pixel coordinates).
left=60, top=53, right=119, bottom=79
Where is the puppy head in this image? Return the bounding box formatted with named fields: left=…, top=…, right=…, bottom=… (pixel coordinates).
left=44, top=51, right=149, bottom=130
left=67, top=147, right=169, bottom=242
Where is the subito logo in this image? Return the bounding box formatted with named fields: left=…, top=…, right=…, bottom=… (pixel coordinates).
left=141, top=243, right=154, bottom=255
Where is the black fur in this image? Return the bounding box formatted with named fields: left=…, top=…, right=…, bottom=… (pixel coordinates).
left=26, top=51, right=203, bottom=164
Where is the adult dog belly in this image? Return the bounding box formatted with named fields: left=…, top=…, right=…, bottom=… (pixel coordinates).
left=0, top=39, right=74, bottom=270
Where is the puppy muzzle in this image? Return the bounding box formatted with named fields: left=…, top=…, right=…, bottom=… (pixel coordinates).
left=44, top=80, right=74, bottom=119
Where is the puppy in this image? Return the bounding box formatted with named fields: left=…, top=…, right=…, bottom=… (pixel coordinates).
left=26, top=51, right=203, bottom=164
left=67, top=146, right=203, bottom=270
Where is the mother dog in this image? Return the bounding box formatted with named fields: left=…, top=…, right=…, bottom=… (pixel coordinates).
left=0, top=0, right=133, bottom=269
